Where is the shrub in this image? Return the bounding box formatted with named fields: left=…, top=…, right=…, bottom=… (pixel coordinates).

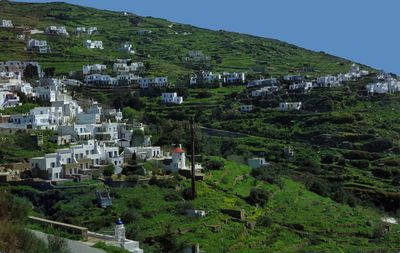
left=343, top=150, right=381, bottom=160
left=349, top=160, right=370, bottom=169
left=203, top=159, right=224, bottom=170
left=248, top=188, right=270, bottom=207
left=257, top=215, right=273, bottom=227
left=47, top=235, right=71, bottom=253
left=196, top=91, right=213, bottom=99
left=362, top=139, right=393, bottom=152
left=164, top=192, right=181, bottom=202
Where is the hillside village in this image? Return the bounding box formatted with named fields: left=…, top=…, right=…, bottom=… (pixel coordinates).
left=0, top=1, right=400, bottom=253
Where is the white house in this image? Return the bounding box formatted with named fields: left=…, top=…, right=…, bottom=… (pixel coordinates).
left=27, top=39, right=51, bottom=53
left=161, top=92, right=183, bottom=104
left=139, top=77, right=168, bottom=88
left=86, top=74, right=117, bottom=86
left=289, top=82, right=313, bottom=93
left=251, top=86, right=279, bottom=97
left=222, top=72, right=246, bottom=84
left=76, top=26, right=97, bottom=35
left=284, top=75, right=304, bottom=83
left=279, top=102, right=302, bottom=111
left=85, top=40, right=104, bottom=49
left=0, top=20, right=13, bottom=28
left=120, top=42, right=135, bottom=54
left=247, top=78, right=278, bottom=88
left=316, top=76, right=340, bottom=87
left=45, top=26, right=69, bottom=36
left=190, top=71, right=222, bottom=85
left=83, top=64, right=107, bottom=75
left=240, top=104, right=253, bottom=112
left=35, top=86, right=57, bottom=102
left=0, top=91, right=20, bottom=109
left=248, top=158, right=270, bottom=170
left=113, top=61, right=144, bottom=74
left=124, top=146, right=162, bottom=160
left=182, top=50, right=211, bottom=62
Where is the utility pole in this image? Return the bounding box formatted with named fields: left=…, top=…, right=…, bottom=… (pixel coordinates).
left=190, top=115, right=196, bottom=200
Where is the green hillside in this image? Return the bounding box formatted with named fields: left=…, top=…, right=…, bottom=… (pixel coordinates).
left=0, top=0, right=367, bottom=81
left=1, top=1, right=400, bottom=253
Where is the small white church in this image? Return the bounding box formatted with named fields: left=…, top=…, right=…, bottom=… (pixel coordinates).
left=114, top=218, right=143, bottom=253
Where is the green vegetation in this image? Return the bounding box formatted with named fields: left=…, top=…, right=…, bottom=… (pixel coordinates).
left=0, top=1, right=399, bottom=252
left=93, top=242, right=130, bottom=253
left=0, top=1, right=366, bottom=81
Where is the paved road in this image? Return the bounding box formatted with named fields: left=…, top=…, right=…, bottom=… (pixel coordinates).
left=30, top=230, right=106, bottom=253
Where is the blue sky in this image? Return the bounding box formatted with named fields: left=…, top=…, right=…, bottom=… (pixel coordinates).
left=14, top=0, right=400, bottom=73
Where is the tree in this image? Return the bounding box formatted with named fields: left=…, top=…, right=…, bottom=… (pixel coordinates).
left=248, top=188, right=270, bottom=207
left=103, top=164, right=115, bottom=177
left=44, top=67, right=56, bottom=77
left=122, top=107, right=138, bottom=122
left=23, top=64, right=38, bottom=79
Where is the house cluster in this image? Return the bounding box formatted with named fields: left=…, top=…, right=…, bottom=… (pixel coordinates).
left=0, top=19, right=13, bottom=28
left=0, top=61, right=43, bottom=78
left=0, top=74, right=32, bottom=109
left=30, top=139, right=123, bottom=181
left=366, top=79, right=400, bottom=94
left=84, top=60, right=153, bottom=87
left=190, top=71, right=246, bottom=85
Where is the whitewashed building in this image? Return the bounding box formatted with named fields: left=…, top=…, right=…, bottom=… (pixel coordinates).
left=279, top=102, right=302, bottom=111
left=45, top=26, right=69, bottom=36
left=251, top=86, right=279, bottom=97
left=86, top=74, right=117, bottom=86
left=120, top=42, right=135, bottom=54
left=289, top=82, right=313, bottom=93
left=366, top=80, right=400, bottom=94
left=190, top=71, right=221, bottom=85
left=161, top=92, right=183, bottom=104
left=0, top=91, right=20, bottom=109
left=76, top=26, right=97, bottom=35
left=222, top=72, right=246, bottom=84
left=85, top=40, right=104, bottom=49
left=316, top=76, right=340, bottom=87
left=139, top=77, right=168, bottom=88
left=240, top=104, right=253, bottom=112
left=124, top=146, right=162, bottom=160
left=83, top=64, right=107, bottom=75
left=248, top=158, right=270, bottom=170
left=0, top=20, right=13, bottom=28
left=247, top=78, right=278, bottom=88
left=27, top=39, right=51, bottom=53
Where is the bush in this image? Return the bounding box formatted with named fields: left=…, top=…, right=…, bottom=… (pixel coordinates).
left=47, top=235, right=71, bottom=253
left=349, top=160, right=370, bottom=169
left=362, top=139, right=393, bottom=152
left=203, top=159, right=224, bottom=170
left=257, top=215, right=273, bottom=227
left=343, top=150, right=381, bottom=160
left=196, top=91, right=213, bottom=99
left=164, top=192, right=181, bottom=202
left=248, top=188, right=270, bottom=207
